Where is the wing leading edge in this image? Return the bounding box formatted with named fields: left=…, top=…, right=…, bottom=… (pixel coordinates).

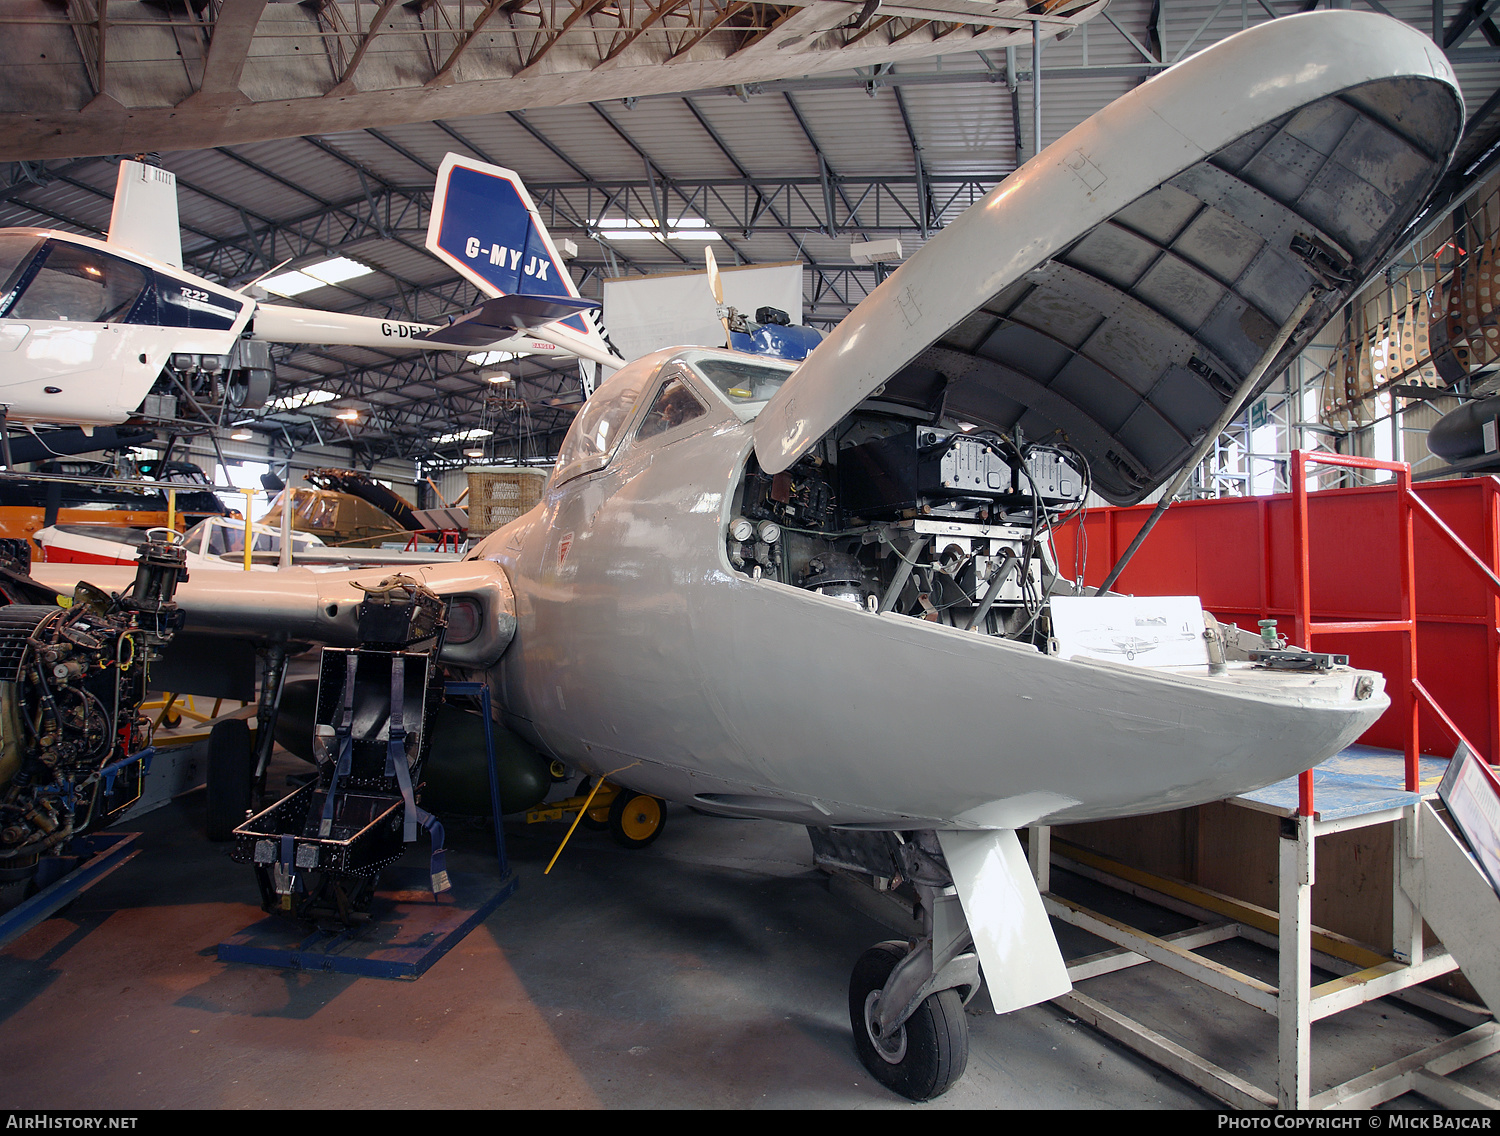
left=753, top=11, right=1464, bottom=503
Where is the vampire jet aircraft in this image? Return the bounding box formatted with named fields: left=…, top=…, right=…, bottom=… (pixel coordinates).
left=33, top=11, right=1462, bottom=1102
left=0, top=153, right=621, bottom=430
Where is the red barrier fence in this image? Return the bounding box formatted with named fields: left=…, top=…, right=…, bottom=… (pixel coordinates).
left=1052, top=457, right=1500, bottom=811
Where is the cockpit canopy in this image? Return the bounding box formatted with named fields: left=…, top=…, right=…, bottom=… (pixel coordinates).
left=551, top=349, right=796, bottom=487
left=183, top=516, right=324, bottom=558
left=0, top=232, right=244, bottom=330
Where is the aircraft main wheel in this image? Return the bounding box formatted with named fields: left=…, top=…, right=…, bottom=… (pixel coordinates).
left=849, top=941, right=969, bottom=1101
left=608, top=790, right=665, bottom=849
left=205, top=718, right=254, bottom=842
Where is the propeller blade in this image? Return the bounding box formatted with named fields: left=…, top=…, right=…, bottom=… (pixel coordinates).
left=705, top=247, right=732, bottom=346
left=705, top=246, right=723, bottom=305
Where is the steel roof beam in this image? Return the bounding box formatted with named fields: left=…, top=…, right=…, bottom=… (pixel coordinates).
left=891, top=86, right=935, bottom=239
left=782, top=92, right=877, bottom=241
left=1446, top=0, right=1500, bottom=47
left=681, top=95, right=822, bottom=268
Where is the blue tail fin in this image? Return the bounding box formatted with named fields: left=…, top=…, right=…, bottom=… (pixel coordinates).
left=427, top=154, right=617, bottom=362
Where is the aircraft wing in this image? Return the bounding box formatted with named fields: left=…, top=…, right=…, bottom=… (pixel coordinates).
left=216, top=548, right=465, bottom=568
left=414, top=294, right=602, bottom=348
left=32, top=559, right=514, bottom=670
left=249, top=301, right=578, bottom=361
left=752, top=10, right=1463, bottom=504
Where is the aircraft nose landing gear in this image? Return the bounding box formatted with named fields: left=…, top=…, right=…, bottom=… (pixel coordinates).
left=850, top=940, right=969, bottom=1100
left=810, top=828, right=981, bottom=1100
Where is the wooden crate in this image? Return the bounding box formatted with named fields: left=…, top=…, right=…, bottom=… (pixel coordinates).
left=466, top=466, right=547, bottom=537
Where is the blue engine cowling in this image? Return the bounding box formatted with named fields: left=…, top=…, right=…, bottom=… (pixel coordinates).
left=730, top=321, right=823, bottom=361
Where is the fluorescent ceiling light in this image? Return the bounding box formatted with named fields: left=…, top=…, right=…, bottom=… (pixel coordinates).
left=261, top=256, right=373, bottom=297
left=230, top=431, right=253, bottom=441
left=596, top=217, right=720, bottom=241
left=432, top=427, right=493, bottom=444
left=487, top=371, right=512, bottom=384
left=335, top=409, right=359, bottom=421
left=267, top=389, right=338, bottom=412
left=464, top=448, right=485, bottom=458
left=260, top=270, right=321, bottom=295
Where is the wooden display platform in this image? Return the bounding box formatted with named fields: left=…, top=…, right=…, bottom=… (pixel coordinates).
left=1039, top=746, right=1500, bottom=1110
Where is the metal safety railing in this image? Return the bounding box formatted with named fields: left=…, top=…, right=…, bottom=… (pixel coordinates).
left=1289, top=450, right=1500, bottom=814
left=403, top=528, right=465, bottom=553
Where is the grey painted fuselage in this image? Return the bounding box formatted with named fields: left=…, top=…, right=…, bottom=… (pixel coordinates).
left=475, top=354, right=1386, bottom=832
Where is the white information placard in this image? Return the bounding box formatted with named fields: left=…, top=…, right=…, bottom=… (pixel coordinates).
left=1050, top=595, right=1208, bottom=668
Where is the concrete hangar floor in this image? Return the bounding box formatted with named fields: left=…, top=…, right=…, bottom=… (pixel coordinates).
left=0, top=754, right=1495, bottom=1110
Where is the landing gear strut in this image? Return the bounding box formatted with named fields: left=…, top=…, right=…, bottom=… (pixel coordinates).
left=810, top=828, right=981, bottom=1101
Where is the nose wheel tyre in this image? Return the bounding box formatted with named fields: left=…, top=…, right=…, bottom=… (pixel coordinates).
left=849, top=941, right=969, bottom=1101
left=608, top=790, right=666, bottom=849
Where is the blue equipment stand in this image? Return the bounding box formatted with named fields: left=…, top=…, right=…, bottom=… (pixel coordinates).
left=0, top=831, right=142, bottom=949
left=217, top=682, right=517, bottom=979
left=0, top=744, right=162, bottom=948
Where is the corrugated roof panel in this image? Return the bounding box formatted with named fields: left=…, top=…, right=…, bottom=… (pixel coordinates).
left=586, top=98, right=741, bottom=179
left=313, top=130, right=437, bottom=184
left=231, top=138, right=370, bottom=206
left=1454, top=61, right=1500, bottom=116
left=896, top=81, right=1013, bottom=178
left=783, top=88, right=912, bottom=176
left=359, top=240, right=445, bottom=284
left=169, top=150, right=331, bottom=227
left=685, top=96, right=819, bottom=176
left=367, top=121, right=463, bottom=177
left=0, top=176, right=114, bottom=236
left=1037, top=74, right=1135, bottom=152
left=515, top=105, right=645, bottom=173
left=437, top=113, right=588, bottom=182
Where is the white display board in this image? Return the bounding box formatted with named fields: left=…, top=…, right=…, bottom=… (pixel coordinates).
left=602, top=261, right=804, bottom=361
left=1050, top=595, right=1209, bottom=668
left=1439, top=742, right=1500, bottom=896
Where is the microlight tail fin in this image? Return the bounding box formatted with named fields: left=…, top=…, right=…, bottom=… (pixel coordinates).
left=427, top=154, right=622, bottom=369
